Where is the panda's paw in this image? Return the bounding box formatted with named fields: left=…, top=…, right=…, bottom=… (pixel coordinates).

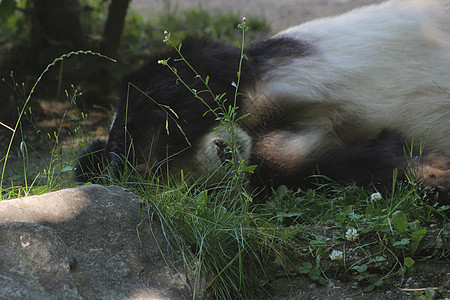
left=417, top=153, right=450, bottom=204
left=418, top=153, right=450, bottom=186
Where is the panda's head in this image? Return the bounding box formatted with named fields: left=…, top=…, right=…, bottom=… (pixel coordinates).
left=130, top=123, right=253, bottom=184
left=110, top=36, right=253, bottom=183
left=171, top=125, right=253, bottom=183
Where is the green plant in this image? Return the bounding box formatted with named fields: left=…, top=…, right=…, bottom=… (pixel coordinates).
left=125, top=19, right=268, bottom=298
left=257, top=177, right=448, bottom=290
left=1, top=51, right=115, bottom=199
left=158, top=18, right=257, bottom=191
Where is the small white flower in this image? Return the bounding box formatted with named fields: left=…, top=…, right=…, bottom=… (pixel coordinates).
left=345, top=228, right=359, bottom=242
left=370, top=192, right=383, bottom=201
left=329, top=250, right=344, bottom=261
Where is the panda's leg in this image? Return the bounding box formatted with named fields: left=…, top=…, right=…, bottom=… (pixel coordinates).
left=311, top=132, right=407, bottom=191
left=251, top=130, right=405, bottom=189
left=261, top=131, right=449, bottom=203
left=251, top=131, right=450, bottom=202
left=312, top=133, right=449, bottom=203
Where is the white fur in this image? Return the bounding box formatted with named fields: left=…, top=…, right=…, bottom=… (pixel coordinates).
left=178, top=125, right=252, bottom=181
left=250, top=0, right=450, bottom=157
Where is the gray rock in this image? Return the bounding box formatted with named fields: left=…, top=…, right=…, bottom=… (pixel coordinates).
left=0, top=184, right=192, bottom=299
left=0, top=222, right=80, bottom=299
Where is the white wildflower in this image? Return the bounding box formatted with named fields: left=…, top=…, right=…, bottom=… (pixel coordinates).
left=345, top=228, right=359, bottom=242
left=329, top=250, right=344, bottom=261
left=370, top=192, right=383, bottom=201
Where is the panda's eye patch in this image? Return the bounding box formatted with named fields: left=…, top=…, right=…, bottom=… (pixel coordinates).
left=214, top=139, right=232, bottom=163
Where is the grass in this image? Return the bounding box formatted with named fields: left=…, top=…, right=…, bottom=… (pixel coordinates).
left=92, top=164, right=449, bottom=298
left=1, top=6, right=449, bottom=300
left=1, top=50, right=115, bottom=198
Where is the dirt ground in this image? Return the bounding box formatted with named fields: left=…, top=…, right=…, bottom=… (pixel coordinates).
left=131, top=0, right=385, bottom=32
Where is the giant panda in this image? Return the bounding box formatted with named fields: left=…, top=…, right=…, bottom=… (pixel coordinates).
left=76, top=0, right=450, bottom=200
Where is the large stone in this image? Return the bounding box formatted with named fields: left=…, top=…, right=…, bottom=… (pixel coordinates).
left=0, top=184, right=192, bottom=299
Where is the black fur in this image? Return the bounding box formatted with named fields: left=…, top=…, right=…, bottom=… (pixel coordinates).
left=249, top=37, right=313, bottom=58
left=75, top=36, right=449, bottom=202
left=76, top=37, right=246, bottom=179
left=75, top=139, right=107, bottom=183
left=246, top=37, right=314, bottom=70
left=250, top=132, right=406, bottom=192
